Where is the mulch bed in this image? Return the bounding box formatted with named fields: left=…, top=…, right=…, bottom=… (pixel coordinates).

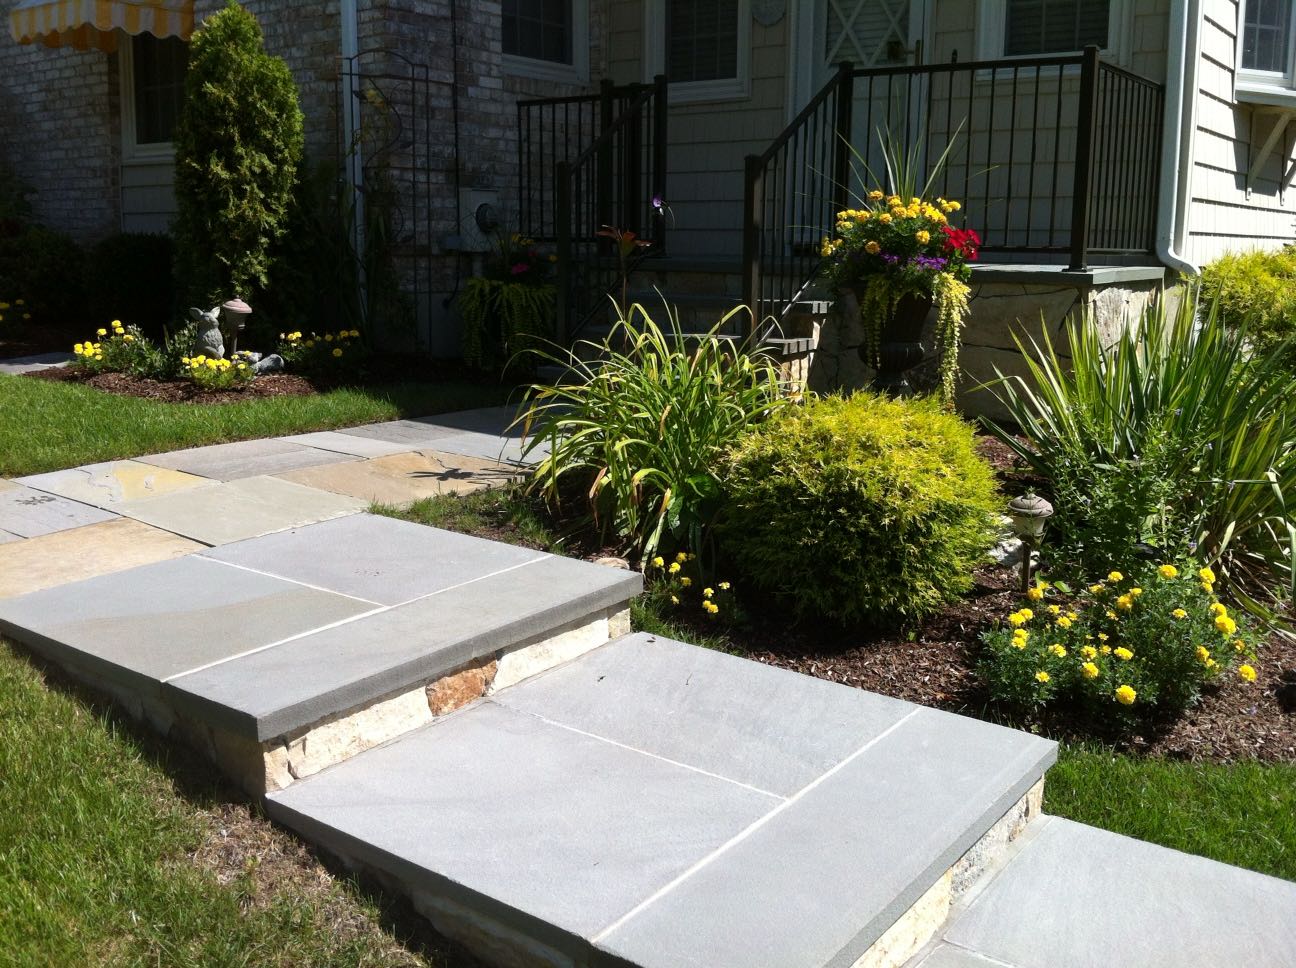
left=25, top=365, right=320, bottom=403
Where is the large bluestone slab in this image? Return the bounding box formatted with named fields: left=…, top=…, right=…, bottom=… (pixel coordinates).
left=273, top=450, right=520, bottom=506
left=277, top=430, right=415, bottom=459
left=139, top=437, right=357, bottom=481
left=0, top=555, right=374, bottom=698
left=114, top=475, right=366, bottom=545
left=16, top=460, right=212, bottom=509
left=916, top=815, right=1296, bottom=968
left=266, top=634, right=1057, bottom=968
left=0, top=481, right=118, bottom=537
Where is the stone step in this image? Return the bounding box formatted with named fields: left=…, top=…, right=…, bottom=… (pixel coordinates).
left=0, top=513, right=641, bottom=795
left=265, top=632, right=1056, bottom=968
left=906, top=814, right=1296, bottom=968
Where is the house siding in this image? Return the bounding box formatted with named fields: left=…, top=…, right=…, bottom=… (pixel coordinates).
left=1185, top=0, right=1296, bottom=264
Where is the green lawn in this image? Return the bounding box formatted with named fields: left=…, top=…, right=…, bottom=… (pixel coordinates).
left=0, top=642, right=473, bottom=968
left=0, top=373, right=513, bottom=477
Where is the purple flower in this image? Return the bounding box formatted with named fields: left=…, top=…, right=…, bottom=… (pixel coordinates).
left=510, top=262, right=529, bottom=275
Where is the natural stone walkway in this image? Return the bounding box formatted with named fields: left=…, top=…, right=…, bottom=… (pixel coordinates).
left=0, top=405, right=1292, bottom=967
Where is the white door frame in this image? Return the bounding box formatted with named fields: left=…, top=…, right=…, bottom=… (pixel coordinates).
left=787, top=0, right=931, bottom=118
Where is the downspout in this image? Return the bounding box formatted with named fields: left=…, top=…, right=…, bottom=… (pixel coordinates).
left=1156, top=0, right=1202, bottom=277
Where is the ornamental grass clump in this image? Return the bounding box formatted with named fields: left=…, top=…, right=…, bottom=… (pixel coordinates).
left=717, top=393, right=1000, bottom=627
left=521, top=305, right=786, bottom=561
left=980, top=564, right=1259, bottom=726
left=984, top=295, right=1296, bottom=623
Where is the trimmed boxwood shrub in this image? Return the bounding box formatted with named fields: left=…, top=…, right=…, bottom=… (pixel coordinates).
left=718, top=393, right=1001, bottom=627
left=1199, top=246, right=1296, bottom=360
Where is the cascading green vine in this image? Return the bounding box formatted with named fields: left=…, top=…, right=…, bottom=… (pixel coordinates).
left=458, top=277, right=555, bottom=372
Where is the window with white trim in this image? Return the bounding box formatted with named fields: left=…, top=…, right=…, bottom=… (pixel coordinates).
left=1003, top=0, right=1109, bottom=56
left=122, top=33, right=187, bottom=153
left=502, top=0, right=589, bottom=83
left=645, top=0, right=750, bottom=102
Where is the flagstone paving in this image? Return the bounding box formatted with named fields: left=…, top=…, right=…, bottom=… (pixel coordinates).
left=113, top=475, right=367, bottom=546
left=16, top=460, right=212, bottom=509
left=0, top=518, right=203, bottom=598
left=273, top=449, right=520, bottom=505
left=139, top=437, right=358, bottom=482
left=0, top=481, right=119, bottom=538
left=278, top=430, right=417, bottom=459
left=0, top=351, right=71, bottom=374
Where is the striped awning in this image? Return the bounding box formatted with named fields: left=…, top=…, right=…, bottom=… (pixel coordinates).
left=9, top=0, right=194, bottom=52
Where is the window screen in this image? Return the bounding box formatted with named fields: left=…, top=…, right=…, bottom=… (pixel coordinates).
left=1242, top=0, right=1291, bottom=73
left=666, top=0, right=739, bottom=83
left=1004, top=0, right=1110, bottom=56
left=503, top=0, right=573, bottom=64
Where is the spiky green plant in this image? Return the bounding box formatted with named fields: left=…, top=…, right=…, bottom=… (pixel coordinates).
left=519, top=305, right=787, bottom=561
left=982, top=294, right=1296, bottom=624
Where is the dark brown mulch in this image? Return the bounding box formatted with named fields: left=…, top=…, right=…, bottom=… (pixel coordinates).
left=25, top=366, right=319, bottom=404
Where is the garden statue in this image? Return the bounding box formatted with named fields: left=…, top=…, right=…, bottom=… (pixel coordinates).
left=190, top=305, right=225, bottom=359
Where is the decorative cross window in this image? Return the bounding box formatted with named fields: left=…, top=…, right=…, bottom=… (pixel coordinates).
left=824, top=0, right=911, bottom=67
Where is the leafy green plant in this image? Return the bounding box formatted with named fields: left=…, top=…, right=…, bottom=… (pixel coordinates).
left=643, top=550, right=741, bottom=624
left=0, top=224, right=87, bottom=324
left=181, top=352, right=257, bottom=390
left=980, top=563, right=1260, bottom=725
left=521, top=305, right=786, bottom=561
left=1200, top=246, right=1296, bottom=361
left=982, top=295, right=1296, bottom=621
left=276, top=327, right=367, bottom=381
left=459, top=277, right=555, bottom=373
left=717, top=392, right=1000, bottom=627
left=173, top=0, right=304, bottom=304
left=70, top=320, right=159, bottom=376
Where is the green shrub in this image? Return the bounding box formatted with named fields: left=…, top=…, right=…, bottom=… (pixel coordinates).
left=276, top=327, right=368, bottom=382
left=459, top=278, right=555, bottom=373
left=70, top=319, right=161, bottom=377
left=173, top=0, right=303, bottom=304
left=523, top=307, right=786, bottom=560
left=980, top=563, right=1260, bottom=725
left=1200, top=247, right=1296, bottom=359
left=0, top=224, right=87, bottom=324
left=718, top=393, right=1000, bottom=627
left=85, top=233, right=176, bottom=341
left=983, top=295, right=1296, bottom=622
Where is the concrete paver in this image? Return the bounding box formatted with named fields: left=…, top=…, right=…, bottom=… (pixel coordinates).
left=0, top=482, right=118, bottom=538
left=17, top=460, right=212, bottom=509
left=114, top=475, right=366, bottom=545
left=138, top=437, right=357, bottom=481
left=0, top=518, right=202, bottom=598
left=278, top=430, right=415, bottom=459
left=274, top=450, right=519, bottom=506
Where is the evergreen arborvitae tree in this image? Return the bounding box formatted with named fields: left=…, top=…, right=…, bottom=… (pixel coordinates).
left=173, top=0, right=304, bottom=304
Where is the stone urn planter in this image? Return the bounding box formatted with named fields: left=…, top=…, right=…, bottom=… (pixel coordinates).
left=854, top=287, right=933, bottom=397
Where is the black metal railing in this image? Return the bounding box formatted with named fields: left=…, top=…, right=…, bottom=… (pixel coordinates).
left=742, top=47, right=1165, bottom=331
left=553, top=76, right=668, bottom=343
left=517, top=79, right=661, bottom=242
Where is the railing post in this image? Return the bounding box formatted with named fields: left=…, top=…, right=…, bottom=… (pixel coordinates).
left=831, top=62, right=855, bottom=218
left=556, top=161, right=573, bottom=346
left=742, top=154, right=764, bottom=341
left=652, top=73, right=668, bottom=254
left=1068, top=45, right=1100, bottom=271
left=597, top=78, right=615, bottom=235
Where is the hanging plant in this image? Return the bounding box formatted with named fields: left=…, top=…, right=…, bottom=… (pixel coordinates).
left=458, top=231, right=557, bottom=373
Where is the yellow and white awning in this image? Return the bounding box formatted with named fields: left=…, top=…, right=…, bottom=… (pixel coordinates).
left=9, top=0, right=194, bottom=52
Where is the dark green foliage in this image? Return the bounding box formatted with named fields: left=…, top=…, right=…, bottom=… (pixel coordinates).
left=459, top=278, right=555, bottom=373
left=85, top=233, right=176, bottom=340
left=173, top=0, right=304, bottom=304
left=718, top=393, right=1001, bottom=627
left=0, top=224, right=87, bottom=324
left=1200, top=247, right=1296, bottom=361
left=0, top=158, right=33, bottom=227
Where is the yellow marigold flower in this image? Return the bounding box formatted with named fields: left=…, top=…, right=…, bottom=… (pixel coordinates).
left=650, top=556, right=664, bottom=568
left=1100, top=645, right=1112, bottom=655
left=1199, top=566, right=1216, bottom=583
left=332, top=348, right=343, bottom=358
left=96, top=328, right=107, bottom=336
left=703, top=601, right=719, bottom=615
left=1019, top=608, right=1035, bottom=620
left=1215, top=615, right=1237, bottom=636
left=1195, top=645, right=1211, bottom=663
left=855, top=211, right=871, bottom=222
left=868, top=190, right=884, bottom=200
left=1056, top=616, right=1073, bottom=628
left=1114, top=647, right=1133, bottom=661
left=1209, top=602, right=1227, bottom=617
left=1106, top=609, right=1118, bottom=620
left=1116, top=595, right=1133, bottom=611
left=1233, top=639, right=1246, bottom=653
left=865, top=240, right=882, bottom=254
left=1130, top=587, right=1143, bottom=597
left=1081, top=646, right=1097, bottom=659
left=886, top=195, right=900, bottom=206
left=1108, top=571, right=1124, bottom=582
left=1082, top=662, right=1100, bottom=679
left=670, top=595, right=679, bottom=605
left=1012, top=637, right=1027, bottom=650
left=668, top=562, right=680, bottom=574
left=1158, top=564, right=1179, bottom=579
left=1098, top=632, right=1109, bottom=641
left=1026, top=586, right=1044, bottom=602
left=680, top=577, right=692, bottom=588
left=1088, top=583, right=1105, bottom=594
left=1201, top=581, right=1214, bottom=593
left=123, top=334, right=134, bottom=342
left=947, top=200, right=961, bottom=211
left=349, top=329, right=360, bottom=338
left=1115, top=684, right=1137, bottom=705
left=1007, top=612, right=1027, bottom=627
left=836, top=221, right=851, bottom=233
left=703, top=587, right=714, bottom=599
left=1172, top=608, right=1188, bottom=619
left=1035, top=671, right=1050, bottom=683
left=836, top=210, right=849, bottom=220
left=718, top=581, right=731, bottom=591
left=1048, top=644, right=1067, bottom=658
left=820, top=240, right=835, bottom=258
left=878, top=213, right=892, bottom=224
left=1238, top=664, right=1257, bottom=682
left=915, top=230, right=931, bottom=244
left=1047, top=604, right=1061, bottom=615
left=676, top=552, right=688, bottom=563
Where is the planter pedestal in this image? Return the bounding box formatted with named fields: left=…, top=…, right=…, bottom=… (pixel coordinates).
left=855, top=289, right=933, bottom=397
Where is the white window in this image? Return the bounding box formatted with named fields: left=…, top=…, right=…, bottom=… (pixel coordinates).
left=120, top=33, right=188, bottom=158
left=977, top=0, right=1128, bottom=62
left=502, top=0, right=590, bottom=84
left=1236, top=0, right=1296, bottom=102
left=645, top=0, right=751, bottom=102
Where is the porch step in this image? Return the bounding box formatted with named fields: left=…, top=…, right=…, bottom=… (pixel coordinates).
left=0, top=513, right=641, bottom=795
left=266, top=632, right=1056, bottom=968
left=906, top=815, right=1296, bottom=968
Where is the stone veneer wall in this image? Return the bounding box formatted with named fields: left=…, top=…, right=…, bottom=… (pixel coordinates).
left=0, top=8, right=120, bottom=242
left=810, top=274, right=1173, bottom=422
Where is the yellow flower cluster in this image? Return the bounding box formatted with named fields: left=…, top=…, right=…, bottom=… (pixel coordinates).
left=73, top=341, right=104, bottom=361
left=0, top=297, right=31, bottom=323
left=183, top=356, right=248, bottom=373
left=1114, top=684, right=1137, bottom=706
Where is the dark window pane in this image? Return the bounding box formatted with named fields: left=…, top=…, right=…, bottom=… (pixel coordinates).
left=131, top=33, right=187, bottom=144
left=1242, top=0, right=1291, bottom=72
left=1004, top=0, right=1109, bottom=56
left=666, top=0, right=738, bottom=83
left=502, top=0, right=572, bottom=65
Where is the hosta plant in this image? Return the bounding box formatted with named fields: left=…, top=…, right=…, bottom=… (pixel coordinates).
left=520, top=305, right=786, bottom=561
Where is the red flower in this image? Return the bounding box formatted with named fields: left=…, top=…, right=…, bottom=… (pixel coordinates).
left=510, top=262, right=530, bottom=275
left=941, top=225, right=981, bottom=261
